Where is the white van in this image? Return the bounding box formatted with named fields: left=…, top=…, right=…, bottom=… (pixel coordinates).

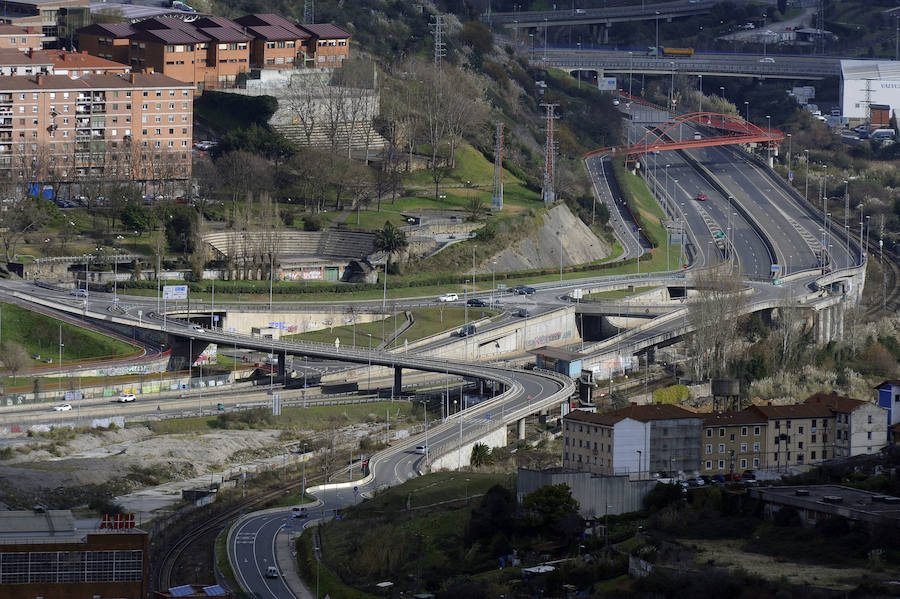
left=870, top=128, right=896, bottom=141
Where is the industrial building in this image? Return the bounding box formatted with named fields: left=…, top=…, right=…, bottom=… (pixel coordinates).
left=0, top=509, right=148, bottom=599
left=840, top=60, right=900, bottom=126
left=751, top=485, right=900, bottom=532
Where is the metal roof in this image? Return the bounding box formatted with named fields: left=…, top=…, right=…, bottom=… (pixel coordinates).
left=89, top=2, right=202, bottom=21
left=841, top=59, right=900, bottom=81
left=0, top=510, right=75, bottom=538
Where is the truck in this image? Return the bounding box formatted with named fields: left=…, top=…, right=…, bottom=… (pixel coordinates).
left=647, top=46, right=694, bottom=57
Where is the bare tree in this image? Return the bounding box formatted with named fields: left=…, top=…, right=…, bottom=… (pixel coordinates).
left=0, top=342, right=30, bottom=384
left=686, top=266, right=747, bottom=380
left=284, top=72, right=324, bottom=147
left=442, top=67, right=486, bottom=168
left=0, top=196, right=48, bottom=262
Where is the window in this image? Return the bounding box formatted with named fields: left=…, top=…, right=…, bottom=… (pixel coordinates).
left=753, top=457, right=760, bottom=467
left=786, top=420, right=792, bottom=429
left=798, top=441, right=804, bottom=449
left=578, top=439, right=582, bottom=448
left=705, top=460, right=712, bottom=470
left=565, top=437, right=569, bottom=446
left=753, top=442, right=760, bottom=451
left=754, top=426, right=761, bottom=435
left=798, top=426, right=804, bottom=435
left=154, top=128, right=161, bottom=135
left=868, top=414, right=873, bottom=424
left=706, top=429, right=712, bottom=438
left=564, top=452, right=568, bottom=460
left=740, top=458, right=747, bottom=469
left=811, top=434, right=816, bottom=443
left=717, top=459, right=725, bottom=469
left=706, top=444, right=712, bottom=454
left=741, top=426, right=748, bottom=436
left=811, top=451, right=816, bottom=460
left=740, top=443, right=747, bottom=452
left=867, top=431, right=872, bottom=440
left=719, top=428, right=725, bottom=437
left=717, top=443, right=725, bottom=453
left=729, top=433, right=735, bottom=442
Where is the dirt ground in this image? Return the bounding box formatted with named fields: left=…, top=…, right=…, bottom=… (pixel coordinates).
left=0, top=426, right=298, bottom=508
left=685, top=538, right=888, bottom=591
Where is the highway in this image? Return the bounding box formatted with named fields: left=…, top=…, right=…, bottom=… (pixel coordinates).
left=487, top=0, right=712, bottom=28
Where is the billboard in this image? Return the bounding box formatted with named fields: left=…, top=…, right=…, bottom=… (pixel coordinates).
left=597, top=77, right=617, bottom=91
left=163, top=285, right=188, bottom=300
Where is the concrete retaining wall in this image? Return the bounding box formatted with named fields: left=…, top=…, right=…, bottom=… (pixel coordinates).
left=516, top=468, right=657, bottom=517
left=429, top=425, right=507, bottom=471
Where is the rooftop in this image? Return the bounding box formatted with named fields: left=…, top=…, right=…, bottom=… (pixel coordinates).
left=89, top=1, right=203, bottom=22
left=702, top=410, right=767, bottom=427
left=0, top=72, right=192, bottom=91
left=0, top=510, right=75, bottom=539
left=299, top=23, right=352, bottom=39
left=566, top=403, right=699, bottom=426
left=875, top=380, right=900, bottom=389
left=748, top=403, right=833, bottom=420
left=803, top=392, right=868, bottom=414
left=528, top=346, right=585, bottom=362
left=0, top=47, right=52, bottom=66
left=34, top=49, right=130, bottom=71
left=841, top=59, right=900, bottom=81
left=750, top=485, right=900, bottom=525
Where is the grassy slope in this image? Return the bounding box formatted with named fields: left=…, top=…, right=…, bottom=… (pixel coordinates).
left=286, top=307, right=497, bottom=347
left=0, top=303, right=139, bottom=367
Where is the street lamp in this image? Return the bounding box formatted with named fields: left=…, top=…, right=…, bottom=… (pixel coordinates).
left=698, top=74, right=702, bottom=113
left=655, top=12, right=660, bottom=52
left=420, top=400, right=429, bottom=466
left=628, top=51, right=633, bottom=97
left=577, top=42, right=582, bottom=88
left=743, top=101, right=749, bottom=126
left=719, top=85, right=725, bottom=98
left=366, top=333, right=372, bottom=394
left=766, top=115, right=771, bottom=164
left=804, top=149, right=810, bottom=203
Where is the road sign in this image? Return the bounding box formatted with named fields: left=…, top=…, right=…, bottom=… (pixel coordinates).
left=771, top=264, right=781, bottom=272
left=162, top=285, right=188, bottom=300
left=789, top=172, right=794, bottom=181
left=213, top=315, right=219, bottom=322
left=353, top=486, right=359, bottom=496
left=272, top=394, right=282, bottom=416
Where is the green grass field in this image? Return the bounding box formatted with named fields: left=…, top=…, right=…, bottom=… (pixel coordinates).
left=0, top=303, right=139, bottom=368
left=286, top=307, right=496, bottom=347
left=145, top=401, right=422, bottom=435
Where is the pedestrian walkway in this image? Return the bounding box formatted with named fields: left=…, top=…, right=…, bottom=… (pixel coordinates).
left=276, top=523, right=316, bottom=599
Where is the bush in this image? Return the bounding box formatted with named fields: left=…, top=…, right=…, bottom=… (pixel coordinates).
left=652, top=384, right=690, bottom=404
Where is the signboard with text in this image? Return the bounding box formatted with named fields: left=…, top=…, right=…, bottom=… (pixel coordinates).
left=163, top=285, right=188, bottom=300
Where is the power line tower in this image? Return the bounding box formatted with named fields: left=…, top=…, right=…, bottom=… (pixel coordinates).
left=491, top=122, right=504, bottom=212
left=431, top=15, right=446, bottom=69
left=861, top=78, right=873, bottom=128
left=303, top=0, right=314, bottom=24
left=815, top=0, right=825, bottom=54
left=540, top=103, right=559, bottom=207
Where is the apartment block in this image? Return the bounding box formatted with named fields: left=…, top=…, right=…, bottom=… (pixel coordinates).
left=701, top=411, right=768, bottom=476
left=77, top=14, right=350, bottom=91
left=0, top=25, right=42, bottom=51
left=803, top=392, right=888, bottom=457
left=0, top=72, right=193, bottom=183
left=747, top=403, right=834, bottom=468
left=0, top=0, right=90, bottom=49
left=562, top=404, right=702, bottom=478
left=875, top=380, right=900, bottom=436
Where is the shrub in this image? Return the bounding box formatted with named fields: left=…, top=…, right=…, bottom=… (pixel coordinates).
left=652, top=384, right=690, bottom=404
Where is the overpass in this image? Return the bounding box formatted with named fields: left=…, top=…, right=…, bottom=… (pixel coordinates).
left=536, top=48, right=843, bottom=79
left=487, top=0, right=711, bottom=30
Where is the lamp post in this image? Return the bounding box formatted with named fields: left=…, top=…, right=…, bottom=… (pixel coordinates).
left=491, top=260, right=496, bottom=306
left=420, top=400, right=429, bottom=466
left=58, top=325, right=63, bottom=396
left=719, top=85, right=725, bottom=99
left=628, top=51, right=633, bottom=97
left=698, top=74, right=702, bottom=113
left=301, top=442, right=308, bottom=501
left=655, top=12, right=660, bottom=52
left=743, top=101, right=749, bottom=125
left=557, top=231, right=563, bottom=282
left=664, top=164, right=670, bottom=213
left=577, top=42, right=582, bottom=88
left=804, top=149, right=810, bottom=203
left=366, top=333, right=372, bottom=394
left=669, top=61, right=675, bottom=112
left=637, top=228, right=643, bottom=274
left=766, top=115, right=771, bottom=165
left=635, top=449, right=642, bottom=478
left=786, top=133, right=792, bottom=180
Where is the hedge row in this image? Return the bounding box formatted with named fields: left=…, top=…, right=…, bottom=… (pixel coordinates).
left=610, top=159, right=661, bottom=249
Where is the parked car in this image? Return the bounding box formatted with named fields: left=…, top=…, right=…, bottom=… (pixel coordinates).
left=467, top=298, right=487, bottom=307
left=53, top=403, right=72, bottom=412
left=741, top=470, right=757, bottom=481
left=509, top=285, right=526, bottom=294
left=711, top=474, right=726, bottom=484
left=438, top=293, right=458, bottom=302
left=758, top=57, right=775, bottom=63
left=458, top=324, right=476, bottom=337
left=117, top=393, right=136, bottom=403
left=69, top=288, right=88, bottom=298
left=725, top=472, right=742, bottom=482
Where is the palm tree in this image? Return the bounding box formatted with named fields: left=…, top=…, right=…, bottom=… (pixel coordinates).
left=374, top=221, right=409, bottom=309
left=470, top=442, right=494, bottom=468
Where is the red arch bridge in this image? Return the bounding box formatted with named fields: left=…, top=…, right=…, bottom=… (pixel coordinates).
left=587, top=111, right=784, bottom=164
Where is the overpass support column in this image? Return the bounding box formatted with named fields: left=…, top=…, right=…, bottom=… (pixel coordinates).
left=517, top=418, right=526, bottom=440
left=393, top=367, right=402, bottom=397
left=602, top=24, right=610, bottom=44
left=277, top=351, right=287, bottom=381
left=824, top=307, right=833, bottom=343
left=815, top=310, right=824, bottom=345
left=646, top=347, right=656, bottom=365
left=836, top=304, right=844, bottom=341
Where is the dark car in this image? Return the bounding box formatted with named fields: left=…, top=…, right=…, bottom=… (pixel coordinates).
left=517, top=308, right=529, bottom=317
left=711, top=474, right=726, bottom=484
left=458, top=324, right=476, bottom=337
left=741, top=470, right=757, bottom=481
left=510, top=285, right=526, bottom=294
left=467, top=298, right=487, bottom=307
left=519, top=286, right=536, bottom=295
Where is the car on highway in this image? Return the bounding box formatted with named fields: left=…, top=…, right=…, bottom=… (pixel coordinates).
left=517, top=286, right=536, bottom=295
left=517, top=308, right=529, bottom=317
left=612, top=99, right=620, bottom=106
left=438, top=293, right=458, bottom=302
left=190, top=324, right=204, bottom=333
left=69, top=288, right=88, bottom=298
left=467, top=298, right=487, bottom=307
left=458, top=324, right=476, bottom=337
left=758, top=57, right=775, bottom=63
left=53, top=403, right=72, bottom=412
left=291, top=507, right=308, bottom=518
left=117, top=393, right=136, bottom=403
left=265, top=566, right=280, bottom=578
left=696, top=192, right=706, bottom=201
left=509, top=285, right=526, bottom=294
left=414, top=444, right=427, bottom=454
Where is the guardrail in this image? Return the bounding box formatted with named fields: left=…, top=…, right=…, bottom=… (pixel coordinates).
left=535, top=56, right=839, bottom=79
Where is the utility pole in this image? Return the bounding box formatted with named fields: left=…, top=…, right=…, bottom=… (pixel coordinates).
left=540, top=103, right=559, bottom=206
left=303, top=0, right=315, bottom=23
left=491, top=123, right=504, bottom=212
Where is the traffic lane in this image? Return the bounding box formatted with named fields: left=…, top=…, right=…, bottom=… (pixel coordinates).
left=657, top=158, right=721, bottom=265
left=231, top=513, right=296, bottom=599
left=693, top=183, right=771, bottom=277
left=699, top=145, right=816, bottom=270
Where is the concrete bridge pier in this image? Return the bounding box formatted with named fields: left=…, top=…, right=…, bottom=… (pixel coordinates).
left=165, top=334, right=208, bottom=371
left=277, top=350, right=287, bottom=380
left=393, top=366, right=402, bottom=397
left=517, top=418, right=526, bottom=440
left=836, top=304, right=844, bottom=341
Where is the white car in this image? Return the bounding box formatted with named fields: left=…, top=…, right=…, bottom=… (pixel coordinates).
left=438, top=293, right=458, bottom=302
left=190, top=324, right=204, bottom=333
left=53, top=404, right=72, bottom=412
left=69, top=289, right=87, bottom=298
left=758, top=57, right=775, bottom=63
left=117, top=393, right=136, bottom=403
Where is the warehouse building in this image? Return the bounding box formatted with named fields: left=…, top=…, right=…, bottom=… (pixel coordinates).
left=840, top=60, right=900, bottom=127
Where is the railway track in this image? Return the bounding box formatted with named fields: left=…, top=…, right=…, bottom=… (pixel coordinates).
left=863, top=251, right=900, bottom=320
left=153, top=471, right=323, bottom=593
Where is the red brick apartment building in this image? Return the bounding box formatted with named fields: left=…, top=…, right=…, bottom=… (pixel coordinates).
left=78, top=14, right=350, bottom=91
left=0, top=71, right=193, bottom=184
left=0, top=510, right=148, bottom=599
left=0, top=24, right=42, bottom=51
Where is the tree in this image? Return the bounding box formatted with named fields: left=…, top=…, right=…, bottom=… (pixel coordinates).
left=686, top=265, right=747, bottom=380
left=0, top=342, right=30, bottom=384
left=374, top=220, right=409, bottom=274
left=165, top=205, right=198, bottom=255
left=470, top=442, right=494, bottom=467
left=0, top=196, right=49, bottom=262
left=465, top=195, right=488, bottom=222
left=120, top=202, right=152, bottom=236
left=466, top=484, right=516, bottom=545
left=521, top=483, right=580, bottom=530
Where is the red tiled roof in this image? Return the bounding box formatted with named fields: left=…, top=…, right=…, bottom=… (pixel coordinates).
left=299, top=23, right=351, bottom=39
left=565, top=403, right=699, bottom=426
left=748, top=403, right=833, bottom=419
left=803, top=392, right=867, bottom=413
left=0, top=47, right=52, bottom=66
left=34, top=50, right=129, bottom=70
left=131, top=28, right=209, bottom=45
left=702, top=410, right=767, bottom=427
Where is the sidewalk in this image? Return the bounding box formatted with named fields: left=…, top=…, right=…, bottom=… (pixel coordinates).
left=277, top=525, right=316, bottom=599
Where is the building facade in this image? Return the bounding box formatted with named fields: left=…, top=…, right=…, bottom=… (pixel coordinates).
left=0, top=25, right=42, bottom=51
left=0, top=510, right=148, bottom=599
left=748, top=404, right=833, bottom=469
left=78, top=14, right=350, bottom=92
left=562, top=404, right=702, bottom=478
left=876, top=380, right=900, bottom=437
left=0, top=0, right=90, bottom=49
left=803, top=392, right=889, bottom=457
left=701, top=411, right=768, bottom=476
left=0, top=72, right=193, bottom=186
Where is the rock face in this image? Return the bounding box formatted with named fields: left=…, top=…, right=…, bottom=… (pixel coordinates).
left=486, top=204, right=610, bottom=273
